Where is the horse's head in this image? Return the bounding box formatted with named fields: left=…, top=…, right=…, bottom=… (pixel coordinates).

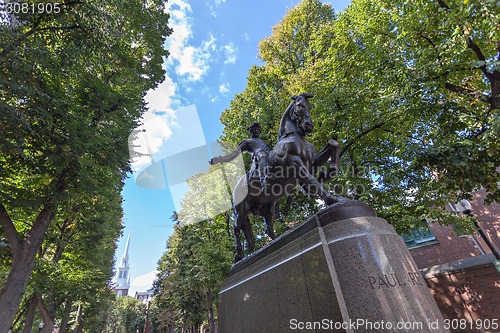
left=290, top=93, right=314, bottom=135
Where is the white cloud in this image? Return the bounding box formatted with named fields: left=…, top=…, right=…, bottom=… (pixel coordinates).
left=219, top=82, right=230, bottom=95
left=144, top=75, right=177, bottom=112
left=129, top=110, right=176, bottom=173
left=129, top=74, right=180, bottom=173
left=165, top=0, right=216, bottom=81
left=242, top=33, right=249, bottom=41
left=223, top=43, right=238, bottom=64
left=208, top=0, right=226, bottom=17
left=131, top=270, right=158, bottom=291
left=130, top=0, right=219, bottom=173
left=176, top=34, right=216, bottom=80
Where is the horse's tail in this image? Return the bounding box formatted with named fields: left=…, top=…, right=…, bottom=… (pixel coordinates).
left=277, top=100, right=294, bottom=140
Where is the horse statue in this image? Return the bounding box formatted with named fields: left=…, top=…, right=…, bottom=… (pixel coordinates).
left=231, top=93, right=341, bottom=262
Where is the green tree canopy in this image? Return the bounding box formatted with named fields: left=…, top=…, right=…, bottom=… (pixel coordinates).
left=220, top=0, right=499, bottom=233
left=104, top=296, right=147, bottom=333
left=0, top=0, right=171, bottom=329
left=154, top=213, right=233, bottom=332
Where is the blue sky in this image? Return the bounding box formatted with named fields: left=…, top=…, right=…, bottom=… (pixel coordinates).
left=115, top=0, right=351, bottom=296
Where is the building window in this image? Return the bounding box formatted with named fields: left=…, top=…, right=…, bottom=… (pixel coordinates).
left=401, top=221, right=437, bottom=248
left=123, top=271, right=127, bottom=279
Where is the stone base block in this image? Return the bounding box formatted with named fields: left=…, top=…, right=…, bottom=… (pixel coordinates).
left=218, top=199, right=449, bottom=332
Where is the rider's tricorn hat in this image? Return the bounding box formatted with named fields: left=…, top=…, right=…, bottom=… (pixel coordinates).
left=248, top=122, right=261, bottom=131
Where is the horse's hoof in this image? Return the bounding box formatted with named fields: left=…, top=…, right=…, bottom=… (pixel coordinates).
left=324, top=196, right=338, bottom=205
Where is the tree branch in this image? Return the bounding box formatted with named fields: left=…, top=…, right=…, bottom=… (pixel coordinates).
left=35, top=25, right=83, bottom=32
left=53, top=218, right=72, bottom=262
left=444, top=82, right=490, bottom=103
left=37, top=296, right=54, bottom=333
left=466, top=37, right=486, bottom=62
left=340, top=121, right=388, bottom=157
left=433, top=0, right=499, bottom=81
left=436, top=0, right=451, bottom=11
left=0, top=0, right=85, bottom=59
left=382, top=128, right=426, bottom=145
left=466, top=34, right=500, bottom=82
left=26, top=207, right=55, bottom=251
left=0, top=203, right=21, bottom=255
left=0, top=9, right=47, bottom=59
left=419, top=33, right=443, bottom=67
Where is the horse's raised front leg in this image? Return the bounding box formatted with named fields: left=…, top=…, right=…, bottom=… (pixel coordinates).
left=292, top=155, right=338, bottom=205
left=315, top=139, right=340, bottom=183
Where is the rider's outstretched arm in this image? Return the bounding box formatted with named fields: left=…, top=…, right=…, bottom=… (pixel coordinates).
left=210, top=140, right=248, bottom=164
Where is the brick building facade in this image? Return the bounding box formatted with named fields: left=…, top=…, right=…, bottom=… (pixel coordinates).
left=422, top=255, right=499, bottom=332
left=403, top=189, right=499, bottom=332
left=408, top=189, right=500, bottom=269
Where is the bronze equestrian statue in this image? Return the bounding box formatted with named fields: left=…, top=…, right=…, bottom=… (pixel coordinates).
left=211, top=93, right=341, bottom=262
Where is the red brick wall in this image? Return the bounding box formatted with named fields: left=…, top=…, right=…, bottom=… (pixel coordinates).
left=409, top=189, right=500, bottom=269
left=410, top=224, right=484, bottom=268
left=423, top=258, right=500, bottom=333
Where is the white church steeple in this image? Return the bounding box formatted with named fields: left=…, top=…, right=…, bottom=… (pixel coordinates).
left=114, top=227, right=132, bottom=296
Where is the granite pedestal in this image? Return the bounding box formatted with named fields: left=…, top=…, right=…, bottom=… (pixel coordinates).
left=218, top=200, right=449, bottom=332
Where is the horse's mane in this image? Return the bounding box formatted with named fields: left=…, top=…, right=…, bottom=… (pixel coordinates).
left=277, top=100, right=297, bottom=141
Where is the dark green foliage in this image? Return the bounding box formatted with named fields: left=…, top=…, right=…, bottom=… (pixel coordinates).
left=220, top=0, right=499, bottom=233
left=154, top=214, right=233, bottom=332
left=0, top=0, right=171, bottom=330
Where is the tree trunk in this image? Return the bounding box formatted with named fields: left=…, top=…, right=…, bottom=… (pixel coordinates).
left=22, top=295, right=39, bottom=333
left=38, top=297, right=55, bottom=333
left=143, top=301, right=151, bottom=333
left=490, top=75, right=500, bottom=110
left=72, top=304, right=83, bottom=333
left=207, top=290, right=215, bottom=333
left=0, top=203, right=54, bottom=332
left=11, top=304, right=28, bottom=332
left=59, top=300, right=73, bottom=333
left=46, top=291, right=58, bottom=323
left=215, top=299, right=220, bottom=333
left=0, top=249, right=37, bottom=333
left=0, top=205, right=54, bottom=333
left=0, top=247, right=42, bottom=333
left=0, top=162, right=67, bottom=332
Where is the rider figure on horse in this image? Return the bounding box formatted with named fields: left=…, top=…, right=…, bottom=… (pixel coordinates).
left=209, top=122, right=272, bottom=190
